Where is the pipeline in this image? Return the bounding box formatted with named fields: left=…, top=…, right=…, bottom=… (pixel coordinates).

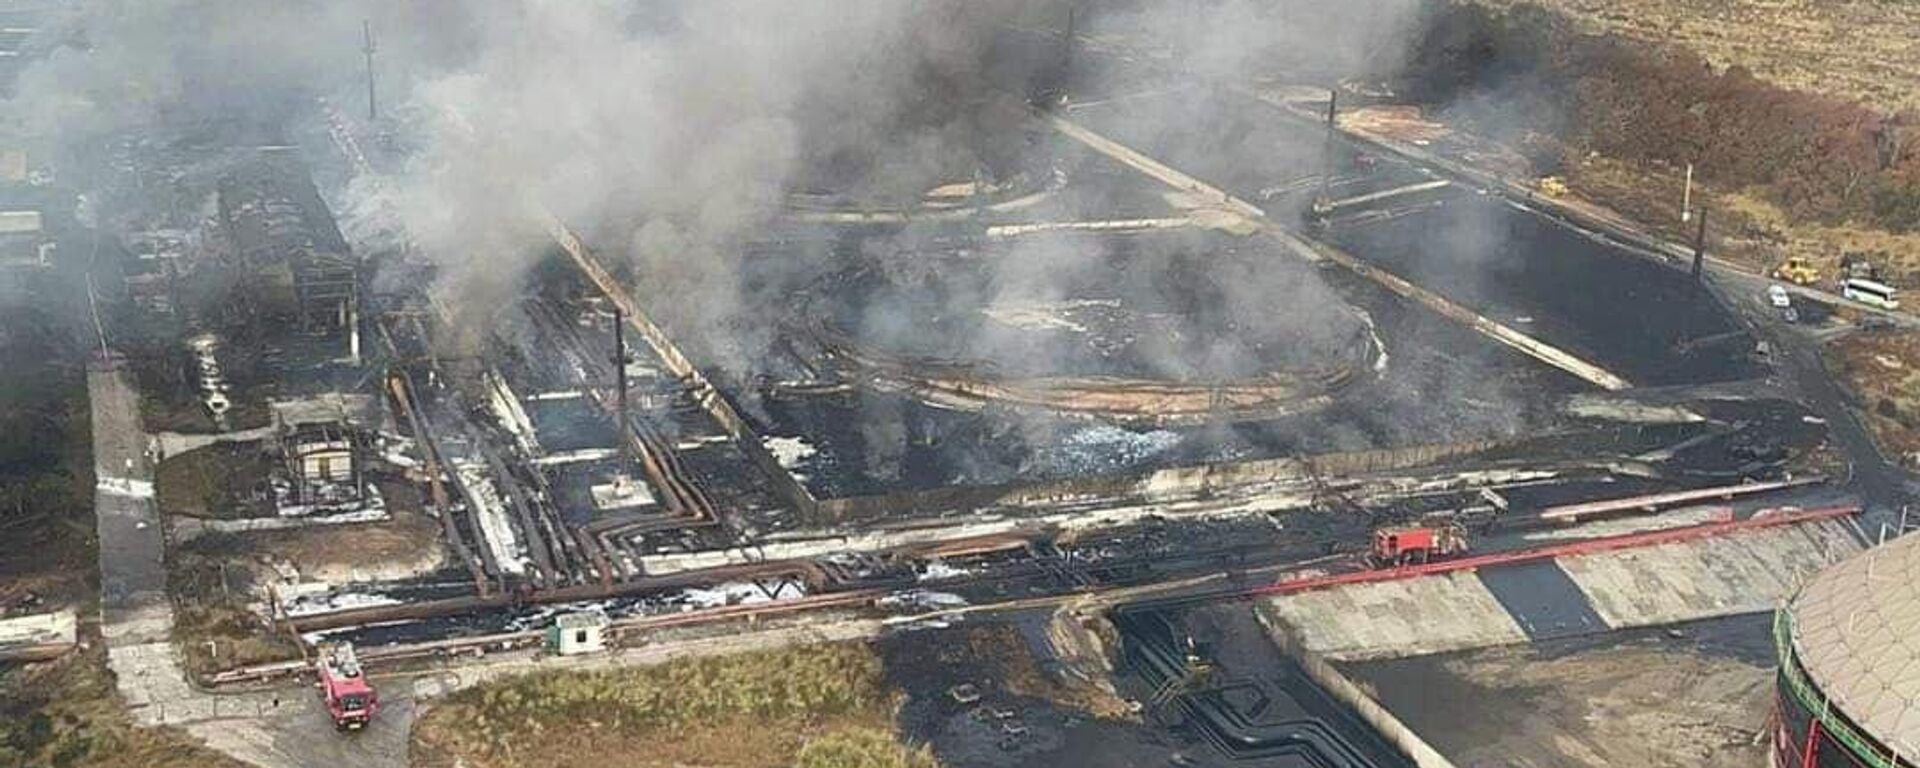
left=537, top=207, right=821, bottom=519
left=287, top=556, right=833, bottom=633
left=1537, top=477, right=1823, bottom=523
left=1110, top=608, right=1401, bottom=765
left=208, top=589, right=885, bottom=687
left=385, top=368, right=493, bottom=597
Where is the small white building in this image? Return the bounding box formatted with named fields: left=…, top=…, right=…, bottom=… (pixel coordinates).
left=0, top=609, right=77, bottom=662
left=289, top=423, right=355, bottom=485
left=547, top=610, right=610, bottom=656
left=272, top=394, right=378, bottom=507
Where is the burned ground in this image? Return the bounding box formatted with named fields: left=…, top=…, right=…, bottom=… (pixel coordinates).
left=880, top=616, right=1188, bottom=768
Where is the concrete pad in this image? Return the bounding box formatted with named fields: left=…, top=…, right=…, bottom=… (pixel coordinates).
left=1560, top=519, right=1862, bottom=629
left=190, top=691, right=413, bottom=768
left=1262, top=571, right=1529, bottom=660
left=160, top=697, right=215, bottom=725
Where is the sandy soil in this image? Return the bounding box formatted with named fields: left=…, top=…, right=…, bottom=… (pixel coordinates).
left=242, top=478, right=446, bottom=583
left=1348, top=616, right=1776, bottom=768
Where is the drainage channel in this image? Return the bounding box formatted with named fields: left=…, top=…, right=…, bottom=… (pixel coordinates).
left=1109, top=605, right=1414, bottom=767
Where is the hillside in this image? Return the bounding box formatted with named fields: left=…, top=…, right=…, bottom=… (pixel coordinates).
left=1476, top=0, right=1920, bottom=116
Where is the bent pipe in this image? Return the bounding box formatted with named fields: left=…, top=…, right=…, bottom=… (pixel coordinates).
left=1111, top=608, right=1402, bottom=767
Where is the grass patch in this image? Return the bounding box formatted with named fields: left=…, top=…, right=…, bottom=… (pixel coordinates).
left=1474, top=0, right=1920, bottom=116
left=154, top=443, right=275, bottom=520
left=413, top=642, right=935, bottom=768
left=1825, top=330, right=1920, bottom=468
left=0, top=635, right=249, bottom=768
left=170, top=601, right=303, bottom=681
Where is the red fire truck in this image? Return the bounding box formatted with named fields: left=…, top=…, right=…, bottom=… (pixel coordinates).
left=1369, top=523, right=1469, bottom=568
left=316, top=641, right=378, bottom=731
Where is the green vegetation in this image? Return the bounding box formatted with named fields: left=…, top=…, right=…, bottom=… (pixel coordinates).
left=0, top=299, right=94, bottom=610
left=1873, top=183, right=1920, bottom=235
left=0, top=646, right=248, bottom=768
left=796, top=727, right=939, bottom=768
left=153, top=444, right=274, bottom=520
left=0, top=300, right=240, bottom=768
left=1826, top=331, right=1920, bottom=466
left=415, top=642, right=936, bottom=768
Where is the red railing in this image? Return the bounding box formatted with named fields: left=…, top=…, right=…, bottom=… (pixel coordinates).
left=1256, top=505, right=1858, bottom=597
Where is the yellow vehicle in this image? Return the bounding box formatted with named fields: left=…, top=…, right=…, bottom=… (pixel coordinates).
left=1772, top=255, right=1820, bottom=286
left=1536, top=176, right=1569, bottom=198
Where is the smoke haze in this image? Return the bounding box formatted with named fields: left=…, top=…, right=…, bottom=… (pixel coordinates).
left=2, top=0, right=1497, bottom=453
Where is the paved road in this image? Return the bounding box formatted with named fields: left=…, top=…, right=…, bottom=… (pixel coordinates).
left=90, top=355, right=197, bottom=724
left=1707, top=272, right=1920, bottom=529
left=88, top=356, right=407, bottom=767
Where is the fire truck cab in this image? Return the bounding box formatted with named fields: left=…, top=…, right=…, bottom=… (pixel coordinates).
left=316, top=641, right=378, bottom=731
left=1369, top=524, right=1468, bottom=567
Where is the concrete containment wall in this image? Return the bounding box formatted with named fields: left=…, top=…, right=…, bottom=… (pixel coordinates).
left=1561, top=518, right=1860, bottom=628
left=1263, top=518, right=1864, bottom=662
left=1254, top=605, right=1461, bottom=768
left=1265, top=572, right=1530, bottom=660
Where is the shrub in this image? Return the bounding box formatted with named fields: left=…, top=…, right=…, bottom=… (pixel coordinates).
left=795, top=727, right=938, bottom=768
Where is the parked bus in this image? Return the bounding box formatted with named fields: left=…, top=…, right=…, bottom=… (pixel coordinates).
left=1841, top=278, right=1900, bottom=310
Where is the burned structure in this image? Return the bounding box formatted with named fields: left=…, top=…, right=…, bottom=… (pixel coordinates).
left=0, top=209, right=51, bottom=269
left=786, top=229, right=1381, bottom=425
left=216, top=149, right=361, bottom=363
left=271, top=394, right=379, bottom=511
left=54, top=10, right=1905, bottom=768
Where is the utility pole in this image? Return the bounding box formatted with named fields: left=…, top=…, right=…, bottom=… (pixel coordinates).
left=972, top=164, right=989, bottom=224
left=1680, top=162, right=1695, bottom=222
left=1313, top=89, right=1339, bottom=218
left=1060, top=5, right=1075, bottom=105
left=362, top=19, right=378, bottom=121
left=613, top=307, right=631, bottom=472
left=1691, top=206, right=1709, bottom=279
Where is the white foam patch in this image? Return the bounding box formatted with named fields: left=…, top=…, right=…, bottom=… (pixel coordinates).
left=282, top=590, right=402, bottom=618
left=919, top=561, right=973, bottom=581
left=98, top=477, right=156, bottom=499
left=764, top=436, right=818, bottom=469
left=675, top=581, right=803, bottom=610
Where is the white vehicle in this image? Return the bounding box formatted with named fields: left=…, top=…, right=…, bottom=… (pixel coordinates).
left=1767, top=285, right=1792, bottom=308
left=1841, top=278, right=1900, bottom=310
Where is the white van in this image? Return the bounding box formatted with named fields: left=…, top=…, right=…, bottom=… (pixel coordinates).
left=1767, top=285, right=1791, bottom=308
